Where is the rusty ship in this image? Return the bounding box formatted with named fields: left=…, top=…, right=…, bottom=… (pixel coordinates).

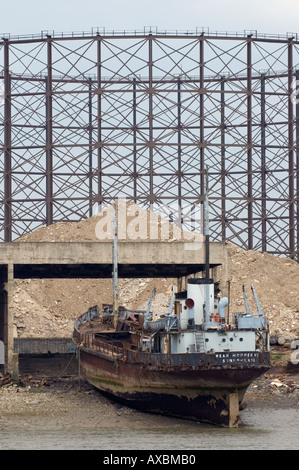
left=73, top=280, right=270, bottom=427
left=73, top=196, right=271, bottom=427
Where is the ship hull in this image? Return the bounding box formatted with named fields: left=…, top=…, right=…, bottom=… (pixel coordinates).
left=79, top=346, right=270, bottom=427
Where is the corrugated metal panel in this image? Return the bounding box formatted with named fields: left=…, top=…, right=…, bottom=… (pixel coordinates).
left=14, top=337, right=75, bottom=354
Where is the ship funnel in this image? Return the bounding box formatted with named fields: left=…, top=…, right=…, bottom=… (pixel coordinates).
left=187, top=278, right=214, bottom=326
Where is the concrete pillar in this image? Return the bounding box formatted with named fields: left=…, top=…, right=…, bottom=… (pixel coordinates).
left=177, top=275, right=189, bottom=293
left=177, top=277, right=183, bottom=293
left=0, top=263, right=18, bottom=380
left=218, top=243, right=229, bottom=298
left=0, top=265, right=8, bottom=366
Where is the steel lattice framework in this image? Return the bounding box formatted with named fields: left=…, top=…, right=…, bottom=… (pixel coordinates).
left=0, top=28, right=299, bottom=259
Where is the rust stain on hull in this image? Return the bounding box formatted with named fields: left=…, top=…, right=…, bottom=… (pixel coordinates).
left=79, top=347, right=270, bottom=427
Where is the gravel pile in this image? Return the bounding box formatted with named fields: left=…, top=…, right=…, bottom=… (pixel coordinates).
left=11, top=202, right=299, bottom=340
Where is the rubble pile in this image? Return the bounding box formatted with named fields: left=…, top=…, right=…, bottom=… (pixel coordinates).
left=225, top=243, right=299, bottom=339
left=12, top=277, right=172, bottom=338
left=12, top=204, right=299, bottom=340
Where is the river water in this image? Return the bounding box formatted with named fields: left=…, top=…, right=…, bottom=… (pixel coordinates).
left=0, top=403, right=298, bottom=450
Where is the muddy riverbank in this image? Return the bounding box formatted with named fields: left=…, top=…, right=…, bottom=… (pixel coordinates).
left=0, top=368, right=298, bottom=434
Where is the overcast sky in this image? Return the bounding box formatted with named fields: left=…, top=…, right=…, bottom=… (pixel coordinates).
left=1, top=0, right=299, bottom=37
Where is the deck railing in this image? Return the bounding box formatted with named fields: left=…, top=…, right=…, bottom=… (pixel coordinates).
left=78, top=333, right=124, bottom=358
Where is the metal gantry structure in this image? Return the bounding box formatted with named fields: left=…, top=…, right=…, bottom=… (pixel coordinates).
left=0, top=28, right=299, bottom=259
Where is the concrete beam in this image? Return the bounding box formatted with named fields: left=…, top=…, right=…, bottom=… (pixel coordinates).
left=0, top=241, right=226, bottom=278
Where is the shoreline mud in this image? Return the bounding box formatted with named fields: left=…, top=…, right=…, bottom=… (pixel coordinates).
left=0, top=368, right=298, bottom=434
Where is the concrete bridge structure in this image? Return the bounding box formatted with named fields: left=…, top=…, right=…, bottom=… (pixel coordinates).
left=0, top=241, right=228, bottom=378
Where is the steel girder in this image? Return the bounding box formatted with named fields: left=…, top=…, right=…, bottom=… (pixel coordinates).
left=0, top=29, right=298, bottom=259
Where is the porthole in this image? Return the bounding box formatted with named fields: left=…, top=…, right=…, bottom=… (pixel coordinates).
left=222, top=338, right=226, bottom=342
left=205, top=338, right=209, bottom=342
left=230, top=337, right=234, bottom=342
left=239, top=337, right=243, bottom=342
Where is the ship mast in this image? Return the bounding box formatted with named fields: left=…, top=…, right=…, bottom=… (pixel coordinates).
left=204, top=168, right=210, bottom=323
left=113, top=202, right=119, bottom=327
